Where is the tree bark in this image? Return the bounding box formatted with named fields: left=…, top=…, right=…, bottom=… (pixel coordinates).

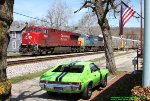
left=95, top=0, right=116, bottom=74
left=0, top=0, right=14, bottom=100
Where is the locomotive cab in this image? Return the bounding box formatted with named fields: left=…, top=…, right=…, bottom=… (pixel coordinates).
left=26, top=26, right=43, bottom=33
left=19, top=26, right=47, bottom=55
left=22, top=26, right=45, bottom=45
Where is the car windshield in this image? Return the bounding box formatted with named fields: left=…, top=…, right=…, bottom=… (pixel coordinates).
left=52, top=65, right=84, bottom=73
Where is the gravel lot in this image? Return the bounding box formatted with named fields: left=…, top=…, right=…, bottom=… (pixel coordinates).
left=10, top=50, right=139, bottom=101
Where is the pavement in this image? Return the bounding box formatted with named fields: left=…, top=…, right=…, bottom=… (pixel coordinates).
left=11, top=50, right=142, bottom=101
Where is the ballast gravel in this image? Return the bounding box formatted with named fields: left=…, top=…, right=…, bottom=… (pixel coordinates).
left=7, top=53, right=104, bottom=78
left=7, top=50, right=135, bottom=78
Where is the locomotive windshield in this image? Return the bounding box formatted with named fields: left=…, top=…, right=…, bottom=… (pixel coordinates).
left=26, top=27, right=43, bottom=33
left=34, top=27, right=43, bottom=33
left=26, top=27, right=33, bottom=32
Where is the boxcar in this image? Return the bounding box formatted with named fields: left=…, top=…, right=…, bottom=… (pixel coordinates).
left=112, top=36, right=120, bottom=49
left=132, top=40, right=140, bottom=49
left=98, top=34, right=104, bottom=50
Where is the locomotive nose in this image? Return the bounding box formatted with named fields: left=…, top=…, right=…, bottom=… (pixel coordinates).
left=24, top=32, right=32, bottom=39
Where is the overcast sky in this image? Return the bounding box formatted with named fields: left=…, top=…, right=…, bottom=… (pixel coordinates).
left=13, top=0, right=144, bottom=28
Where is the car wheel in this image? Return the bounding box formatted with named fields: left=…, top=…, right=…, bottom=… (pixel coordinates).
left=101, top=75, right=107, bottom=88
left=82, top=84, right=92, bottom=100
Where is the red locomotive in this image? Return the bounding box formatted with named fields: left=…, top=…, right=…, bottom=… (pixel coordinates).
left=19, top=26, right=81, bottom=55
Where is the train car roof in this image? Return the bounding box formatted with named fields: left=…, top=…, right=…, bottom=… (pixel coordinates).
left=72, top=33, right=81, bottom=36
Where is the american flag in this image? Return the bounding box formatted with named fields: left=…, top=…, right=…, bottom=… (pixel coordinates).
left=122, top=7, right=135, bottom=26
left=119, top=1, right=136, bottom=35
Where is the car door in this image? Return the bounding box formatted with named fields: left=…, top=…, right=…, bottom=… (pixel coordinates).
left=90, top=63, right=101, bottom=86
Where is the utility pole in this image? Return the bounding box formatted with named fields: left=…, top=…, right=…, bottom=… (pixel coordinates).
left=140, top=0, right=143, bottom=53
left=143, top=0, right=150, bottom=87
left=132, top=31, right=134, bottom=49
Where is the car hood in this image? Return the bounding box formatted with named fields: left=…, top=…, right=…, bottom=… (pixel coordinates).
left=40, top=72, right=83, bottom=82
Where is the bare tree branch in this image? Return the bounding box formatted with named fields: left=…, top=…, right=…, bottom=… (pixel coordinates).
left=46, top=0, right=71, bottom=29
left=74, top=1, right=95, bottom=13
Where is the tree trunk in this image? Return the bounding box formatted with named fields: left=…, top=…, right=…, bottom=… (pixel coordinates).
left=0, top=0, right=14, bottom=100
left=95, top=0, right=116, bottom=74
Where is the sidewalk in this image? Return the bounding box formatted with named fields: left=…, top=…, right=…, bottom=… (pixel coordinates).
left=95, top=51, right=139, bottom=72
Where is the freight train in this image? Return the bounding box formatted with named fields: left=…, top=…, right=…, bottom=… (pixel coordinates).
left=19, top=26, right=140, bottom=55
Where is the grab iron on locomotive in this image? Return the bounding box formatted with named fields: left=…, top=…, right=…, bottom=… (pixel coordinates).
left=19, top=26, right=140, bottom=55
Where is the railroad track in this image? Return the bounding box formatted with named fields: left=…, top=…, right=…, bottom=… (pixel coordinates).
left=8, top=51, right=104, bottom=66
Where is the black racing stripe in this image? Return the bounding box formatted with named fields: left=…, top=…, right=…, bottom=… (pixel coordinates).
left=55, top=72, right=64, bottom=82
left=100, top=72, right=102, bottom=81
left=59, top=72, right=68, bottom=82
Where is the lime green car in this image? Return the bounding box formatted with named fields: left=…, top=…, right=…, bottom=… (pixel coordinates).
left=39, top=61, right=109, bottom=99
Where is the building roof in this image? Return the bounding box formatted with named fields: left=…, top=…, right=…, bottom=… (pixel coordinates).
left=8, top=24, right=26, bottom=32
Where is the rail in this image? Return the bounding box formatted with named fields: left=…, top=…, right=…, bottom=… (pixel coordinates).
left=8, top=51, right=104, bottom=66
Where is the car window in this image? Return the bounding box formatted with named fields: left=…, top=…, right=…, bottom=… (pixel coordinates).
left=90, top=63, right=99, bottom=73
left=52, top=65, right=84, bottom=73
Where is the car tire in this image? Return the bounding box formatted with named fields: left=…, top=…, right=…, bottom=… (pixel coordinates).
left=82, top=84, right=92, bottom=100
left=101, top=75, right=107, bottom=88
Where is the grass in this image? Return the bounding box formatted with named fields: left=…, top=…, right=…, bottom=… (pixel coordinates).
left=89, top=56, right=106, bottom=62
left=10, top=69, right=49, bottom=84
left=7, top=52, right=21, bottom=57
left=109, top=71, right=125, bottom=79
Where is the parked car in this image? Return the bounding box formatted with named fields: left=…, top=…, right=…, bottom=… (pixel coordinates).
left=39, top=61, right=108, bottom=99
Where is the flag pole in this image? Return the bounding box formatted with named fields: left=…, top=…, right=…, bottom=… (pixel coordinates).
left=132, top=31, right=134, bottom=48
left=119, top=1, right=123, bottom=50
left=140, top=0, right=143, bottom=53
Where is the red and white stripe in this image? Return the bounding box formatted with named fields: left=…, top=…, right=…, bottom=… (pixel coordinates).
left=122, top=7, right=135, bottom=26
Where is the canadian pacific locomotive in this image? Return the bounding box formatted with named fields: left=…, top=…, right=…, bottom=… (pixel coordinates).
left=19, top=26, right=140, bottom=55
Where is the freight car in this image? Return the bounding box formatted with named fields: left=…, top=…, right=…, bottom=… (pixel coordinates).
left=111, top=36, right=140, bottom=50
left=19, top=26, right=81, bottom=55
